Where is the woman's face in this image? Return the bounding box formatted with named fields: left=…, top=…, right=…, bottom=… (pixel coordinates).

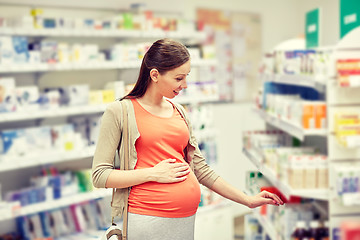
left=155, top=60, right=191, bottom=99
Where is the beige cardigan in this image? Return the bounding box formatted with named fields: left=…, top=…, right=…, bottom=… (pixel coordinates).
left=92, top=99, right=219, bottom=217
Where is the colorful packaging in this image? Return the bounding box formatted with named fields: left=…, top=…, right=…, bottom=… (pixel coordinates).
left=302, top=102, right=315, bottom=129
left=336, top=59, right=360, bottom=87
left=314, top=102, right=326, bottom=129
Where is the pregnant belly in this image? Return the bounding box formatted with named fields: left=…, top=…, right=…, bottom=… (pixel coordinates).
left=128, top=171, right=201, bottom=218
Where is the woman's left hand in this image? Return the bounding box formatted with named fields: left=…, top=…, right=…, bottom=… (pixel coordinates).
left=247, top=190, right=284, bottom=208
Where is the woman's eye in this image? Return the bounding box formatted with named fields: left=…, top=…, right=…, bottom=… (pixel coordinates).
left=176, top=78, right=183, bottom=81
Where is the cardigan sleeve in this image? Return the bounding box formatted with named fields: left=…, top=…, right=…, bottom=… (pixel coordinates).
left=174, top=103, right=219, bottom=188
left=91, top=101, right=122, bottom=188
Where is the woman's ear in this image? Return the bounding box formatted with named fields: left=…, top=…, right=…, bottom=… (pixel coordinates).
left=149, top=68, right=159, bottom=83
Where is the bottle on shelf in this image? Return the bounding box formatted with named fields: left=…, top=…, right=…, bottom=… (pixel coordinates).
left=291, top=221, right=310, bottom=240
left=319, top=221, right=329, bottom=240
left=309, top=220, right=322, bottom=240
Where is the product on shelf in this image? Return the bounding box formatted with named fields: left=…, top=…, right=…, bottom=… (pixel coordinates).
left=243, top=130, right=328, bottom=190
left=13, top=198, right=110, bottom=239
left=262, top=91, right=326, bottom=130
left=260, top=48, right=333, bottom=81
left=334, top=113, right=360, bottom=148
left=1, top=78, right=117, bottom=114
left=334, top=164, right=360, bottom=207
left=260, top=81, right=326, bottom=129
left=291, top=221, right=310, bottom=240
left=0, top=80, right=119, bottom=114
left=0, top=35, right=203, bottom=66
left=0, top=117, right=102, bottom=163
left=336, top=59, right=360, bottom=87
left=3, top=167, right=97, bottom=214
left=2, top=8, right=200, bottom=34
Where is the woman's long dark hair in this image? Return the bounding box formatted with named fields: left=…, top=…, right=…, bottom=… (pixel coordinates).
left=122, top=38, right=190, bottom=100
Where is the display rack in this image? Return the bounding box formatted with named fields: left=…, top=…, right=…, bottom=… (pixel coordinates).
left=243, top=148, right=329, bottom=201
left=0, top=7, right=222, bottom=237
left=326, top=27, right=360, bottom=233
left=245, top=27, right=360, bottom=239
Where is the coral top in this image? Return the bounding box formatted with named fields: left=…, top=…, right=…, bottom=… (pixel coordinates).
left=128, top=99, right=201, bottom=218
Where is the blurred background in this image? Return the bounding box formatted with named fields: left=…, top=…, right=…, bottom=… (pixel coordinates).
left=0, top=0, right=359, bottom=239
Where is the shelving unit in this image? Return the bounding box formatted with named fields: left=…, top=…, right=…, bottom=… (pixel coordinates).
left=0, top=5, right=223, bottom=238
left=326, top=27, right=360, bottom=234
left=243, top=148, right=329, bottom=201
left=245, top=27, right=360, bottom=239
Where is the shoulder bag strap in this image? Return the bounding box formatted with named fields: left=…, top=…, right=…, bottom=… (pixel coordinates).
left=110, top=100, right=130, bottom=240
left=121, top=100, right=129, bottom=240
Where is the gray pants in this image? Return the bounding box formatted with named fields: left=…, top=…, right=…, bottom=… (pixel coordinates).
left=127, top=212, right=196, bottom=240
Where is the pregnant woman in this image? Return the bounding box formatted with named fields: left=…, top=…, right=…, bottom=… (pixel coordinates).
left=92, top=38, right=283, bottom=240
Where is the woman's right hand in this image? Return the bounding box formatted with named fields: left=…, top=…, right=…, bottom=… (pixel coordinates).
left=150, top=159, right=190, bottom=183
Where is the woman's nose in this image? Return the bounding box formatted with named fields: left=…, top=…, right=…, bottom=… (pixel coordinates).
left=181, top=79, right=187, bottom=89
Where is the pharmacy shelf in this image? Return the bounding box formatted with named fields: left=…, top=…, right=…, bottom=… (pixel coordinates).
left=263, top=73, right=326, bottom=93
left=0, top=27, right=206, bottom=40
left=0, top=59, right=217, bottom=73
left=253, top=108, right=327, bottom=141
left=242, top=148, right=329, bottom=201
left=253, top=211, right=283, bottom=240
left=0, top=188, right=112, bottom=221
left=0, top=145, right=96, bottom=173
left=0, top=104, right=107, bottom=123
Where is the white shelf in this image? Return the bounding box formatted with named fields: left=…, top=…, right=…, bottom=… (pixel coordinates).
left=0, top=145, right=96, bottom=172
left=0, top=59, right=216, bottom=73
left=243, top=148, right=329, bottom=201
left=0, top=27, right=206, bottom=40
left=253, top=108, right=327, bottom=141
left=0, top=189, right=112, bottom=221
left=0, top=104, right=107, bottom=123
left=263, top=73, right=326, bottom=92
